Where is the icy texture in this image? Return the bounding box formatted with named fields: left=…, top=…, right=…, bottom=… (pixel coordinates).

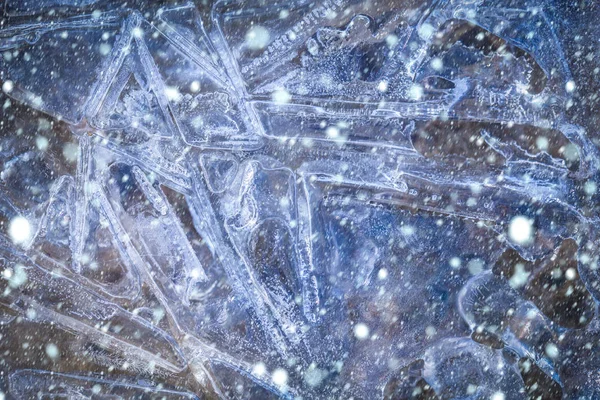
left=0, top=0, right=598, bottom=398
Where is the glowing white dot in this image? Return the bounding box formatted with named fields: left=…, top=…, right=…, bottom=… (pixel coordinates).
left=408, top=84, right=423, bottom=101
left=9, top=216, right=32, bottom=245
left=326, top=126, right=340, bottom=139
left=272, top=368, right=288, bottom=386
left=566, top=80, right=576, bottom=93
left=417, top=23, right=435, bottom=40
left=190, top=268, right=203, bottom=280
left=386, top=34, right=398, bottom=47
left=430, top=57, right=443, bottom=71
left=62, top=143, right=79, bottom=163
left=99, top=43, right=112, bottom=56
left=545, top=343, right=559, bottom=358
left=164, top=86, right=182, bottom=102
left=132, top=27, right=143, bottom=38
left=246, top=25, right=270, bottom=50
left=190, top=81, right=201, bottom=93
left=45, top=343, right=59, bottom=359
left=509, top=263, right=530, bottom=289
left=565, top=268, right=576, bottom=280
left=467, top=258, right=485, bottom=275
left=272, top=88, right=291, bottom=104
left=508, top=216, right=534, bottom=245
left=377, top=268, right=388, bottom=280
left=8, top=265, right=27, bottom=288
left=2, top=268, right=12, bottom=279
left=377, top=80, right=388, bottom=92
left=562, top=144, right=580, bottom=164
left=425, top=325, right=436, bottom=337
left=2, top=80, right=13, bottom=93
left=252, top=362, right=266, bottom=376
left=354, top=323, right=370, bottom=340
left=584, top=181, right=597, bottom=196
left=36, top=136, right=49, bottom=151
left=26, top=308, right=37, bottom=319
left=400, top=225, right=414, bottom=236
left=491, top=392, right=505, bottom=400
left=449, top=257, right=461, bottom=268
left=536, top=136, right=549, bottom=151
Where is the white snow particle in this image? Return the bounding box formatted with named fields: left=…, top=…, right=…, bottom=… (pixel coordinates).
left=536, top=136, right=549, bottom=151
left=417, top=23, right=435, bottom=40
left=45, top=343, right=59, bottom=359
left=408, top=84, right=423, bottom=101
left=326, top=126, right=340, bottom=139
left=304, top=365, right=326, bottom=387
left=584, top=181, right=597, bottom=196
left=190, top=267, right=203, bottom=280
left=377, top=268, right=388, bottom=280
left=8, top=265, right=27, bottom=288
left=36, top=136, right=49, bottom=151
left=26, top=308, right=37, bottom=320
left=2, top=268, right=12, bottom=279
left=132, top=27, right=144, bottom=39
left=400, top=225, right=415, bottom=236
left=425, top=326, right=436, bottom=337
left=545, top=343, right=559, bottom=359
left=2, top=80, right=13, bottom=93
left=561, top=144, right=580, bottom=164
left=190, top=81, right=201, bottom=93
left=272, top=88, right=291, bottom=104
left=491, top=392, right=505, bottom=400
left=252, top=362, right=266, bottom=376
left=430, top=57, right=443, bottom=71
left=508, top=216, right=534, bottom=245
left=386, top=34, right=399, bottom=47
left=164, top=86, right=182, bottom=102
left=62, top=143, right=79, bottom=163
left=9, top=216, right=32, bottom=245
left=566, top=80, right=576, bottom=93
left=509, top=263, right=530, bottom=289
left=99, top=43, right=112, bottom=56
left=449, top=257, right=461, bottom=269
left=272, top=368, right=288, bottom=386
left=467, top=258, right=485, bottom=275
left=354, top=323, right=370, bottom=340
left=246, top=26, right=270, bottom=50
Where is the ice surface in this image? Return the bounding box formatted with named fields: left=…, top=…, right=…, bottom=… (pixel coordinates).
left=0, top=0, right=599, bottom=398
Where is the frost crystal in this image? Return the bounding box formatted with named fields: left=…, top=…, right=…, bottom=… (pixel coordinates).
left=0, top=0, right=598, bottom=398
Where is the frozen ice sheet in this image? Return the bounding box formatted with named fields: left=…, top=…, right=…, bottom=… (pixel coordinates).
left=0, top=0, right=599, bottom=398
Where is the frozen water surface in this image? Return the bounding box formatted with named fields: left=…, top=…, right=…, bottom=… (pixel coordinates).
left=0, top=0, right=599, bottom=398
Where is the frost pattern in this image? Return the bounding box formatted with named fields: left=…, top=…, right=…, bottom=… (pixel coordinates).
left=0, top=0, right=598, bottom=398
